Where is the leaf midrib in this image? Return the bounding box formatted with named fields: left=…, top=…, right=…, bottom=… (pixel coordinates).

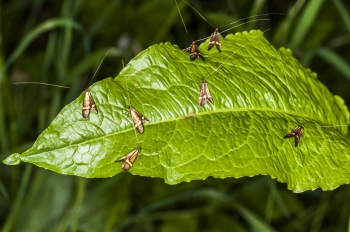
left=21, top=107, right=321, bottom=158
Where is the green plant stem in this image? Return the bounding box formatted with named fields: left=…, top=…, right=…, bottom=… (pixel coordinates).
left=1, top=165, right=33, bottom=232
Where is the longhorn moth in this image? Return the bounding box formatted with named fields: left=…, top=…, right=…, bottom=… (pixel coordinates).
left=196, top=28, right=270, bottom=107
left=179, top=0, right=279, bottom=52
left=116, top=147, right=141, bottom=172
left=13, top=48, right=114, bottom=118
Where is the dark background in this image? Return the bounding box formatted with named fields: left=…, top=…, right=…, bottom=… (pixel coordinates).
left=1, top=0, right=350, bottom=231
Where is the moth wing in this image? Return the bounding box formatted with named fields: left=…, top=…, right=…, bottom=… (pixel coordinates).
left=122, top=162, right=132, bottom=172
left=208, top=33, right=215, bottom=51
left=128, top=148, right=141, bottom=163
left=130, top=108, right=145, bottom=134
left=82, top=90, right=92, bottom=118
left=89, top=93, right=98, bottom=114
left=190, top=52, right=198, bottom=61
left=198, top=81, right=207, bottom=107
left=131, top=108, right=149, bottom=122
left=205, top=82, right=214, bottom=105
left=198, top=52, right=205, bottom=61
left=121, top=148, right=140, bottom=172
left=284, top=132, right=295, bottom=138
left=294, top=134, right=301, bottom=147
left=135, top=124, right=145, bottom=134
left=116, top=155, right=127, bottom=162
left=142, top=116, right=150, bottom=123
left=214, top=33, right=221, bottom=52
left=194, top=45, right=205, bottom=60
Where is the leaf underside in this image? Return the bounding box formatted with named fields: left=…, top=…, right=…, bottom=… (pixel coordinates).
left=4, top=30, right=350, bottom=193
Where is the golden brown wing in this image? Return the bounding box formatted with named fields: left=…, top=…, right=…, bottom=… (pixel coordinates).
left=208, top=32, right=216, bottom=51
left=198, top=80, right=207, bottom=107
left=89, top=92, right=98, bottom=114
left=116, top=148, right=141, bottom=172
left=82, top=90, right=92, bottom=118
left=284, top=125, right=304, bottom=147
left=129, top=107, right=144, bottom=134
left=208, top=28, right=221, bottom=52
left=190, top=42, right=199, bottom=61
left=205, top=81, right=214, bottom=105
left=82, top=89, right=98, bottom=118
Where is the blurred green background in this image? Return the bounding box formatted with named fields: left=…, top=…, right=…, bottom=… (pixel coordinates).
left=1, top=0, right=350, bottom=231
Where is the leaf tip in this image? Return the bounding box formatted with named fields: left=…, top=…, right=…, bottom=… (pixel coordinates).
left=3, top=153, right=22, bottom=165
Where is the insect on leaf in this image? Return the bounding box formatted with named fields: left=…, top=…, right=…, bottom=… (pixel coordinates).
left=82, top=89, right=98, bottom=118
left=116, top=148, right=141, bottom=172
left=4, top=31, right=350, bottom=193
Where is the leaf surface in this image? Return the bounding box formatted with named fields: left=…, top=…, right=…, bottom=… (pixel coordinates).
left=4, top=30, right=350, bottom=192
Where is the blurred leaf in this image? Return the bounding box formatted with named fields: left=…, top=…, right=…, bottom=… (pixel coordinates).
left=332, top=0, right=350, bottom=35
left=290, top=0, right=324, bottom=49
left=0, top=18, right=90, bottom=82
left=3, top=30, right=350, bottom=193
left=317, top=47, right=350, bottom=81
left=272, top=0, right=307, bottom=44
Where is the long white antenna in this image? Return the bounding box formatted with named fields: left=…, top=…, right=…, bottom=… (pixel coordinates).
left=182, top=0, right=284, bottom=31
left=182, top=0, right=216, bottom=28
left=218, top=13, right=285, bottom=29
left=205, top=28, right=271, bottom=78
left=174, top=0, right=193, bottom=41
left=87, top=47, right=114, bottom=86
left=13, top=82, right=72, bottom=89
left=317, top=125, right=350, bottom=128
left=194, top=19, right=270, bottom=43
left=123, top=62, right=140, bottom=145
left=14, top=47, right=114, bottom=89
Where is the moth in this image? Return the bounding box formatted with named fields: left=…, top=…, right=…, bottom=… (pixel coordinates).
left=13, top=48, right=113, bottom=118
left=208, top=28, right=221, bottom=52
left=129, top=107, right=150, bottom=134
left=82, top=89, right=98, bottom=118
left=174, top=0, right=205, bottom=61
left=116, top=148, right=141, bottom=172
left=284, top=125, right=304, bottom=147
left=181, top=0, right=274, bottom=52
left=198, top=80, right=214, bottom=107
left=184, top=42, right=204, bottom=61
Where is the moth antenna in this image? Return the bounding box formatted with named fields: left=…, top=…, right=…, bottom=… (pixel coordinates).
left=125, top=74, right=140, bottom=143
left=205, top=28, right=271, bottom=78
left=87, top=47, right=114, bottom=87
left=174, top=0, right=194, bottom=41
left=220, top=19, right=270, bottom=35
left=317, top=124, right=350, bottom=128
left=13, top=82, right=72, bottom=89
left=194, top=19, right=270, bottom=43
left=182, top=0, right=216, bottom=28
left=218, top=13, right=285, bottom=29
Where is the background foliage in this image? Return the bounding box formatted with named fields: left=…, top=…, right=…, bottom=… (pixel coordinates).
left=1, top=0, right=350, bottom=231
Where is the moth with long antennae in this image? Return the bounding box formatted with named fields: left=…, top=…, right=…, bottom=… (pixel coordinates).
left=174, top=0, right=204, bottom=61
left=278, top=50, right=349, bottom=147
left=198, top=79, right=213, bottom=107
left=182, top=0, right=281, bottom=52
left=14, top=47, right=114, bottom=118
left=123, top=65, right=151, bottom=134
left=198, top=28, right=271, bottom=107
left=284, top=125, right=304, bottom=147
left=116, top=147, right=141, bottom=172
left=277, top=49, right=303, bottom=147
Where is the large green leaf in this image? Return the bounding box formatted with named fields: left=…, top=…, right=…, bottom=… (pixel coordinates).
left=4, top=30, right=349, bottom=193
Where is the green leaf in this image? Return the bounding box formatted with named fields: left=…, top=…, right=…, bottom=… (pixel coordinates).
left=4, top=30, right=349, bottom=193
